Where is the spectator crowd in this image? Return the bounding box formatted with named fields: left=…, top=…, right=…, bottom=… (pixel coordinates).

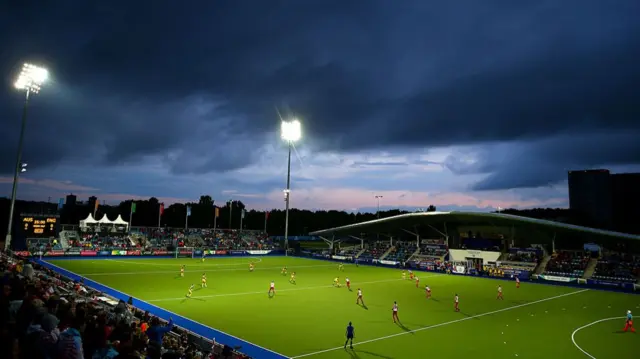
left=0, top=253, right=250, bottom=359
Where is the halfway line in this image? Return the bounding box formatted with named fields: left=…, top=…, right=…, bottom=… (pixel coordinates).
left=291, top=288, right=590, bottom=358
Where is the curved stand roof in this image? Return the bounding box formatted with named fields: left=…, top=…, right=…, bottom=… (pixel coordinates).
left=309, top=211, right=640, bottom=241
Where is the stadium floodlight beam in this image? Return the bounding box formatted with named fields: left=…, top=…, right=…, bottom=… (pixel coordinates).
left=5, top=63, right=48, bottom=252
left=281, top=119, right=301, bottom=256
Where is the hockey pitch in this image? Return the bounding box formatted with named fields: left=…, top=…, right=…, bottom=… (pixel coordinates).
left=44, top=256, right=639, bottom=359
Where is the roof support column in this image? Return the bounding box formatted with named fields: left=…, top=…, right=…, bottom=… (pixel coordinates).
left=320, top=235, right=338, bottom=251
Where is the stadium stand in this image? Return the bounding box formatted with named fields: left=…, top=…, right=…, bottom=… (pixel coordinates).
left=0, top=253, right=250, bottom=359
left=505, top=248, right=542, bottom=263
left=592, top=253, right=640, bottom=283
left=50, top=228, right=273, bottom=252
left=543, top=250, right=591, bottom=278
left=417, top=243, right=448, bottom=257
left=357, top=241, right=391, bottom=261
left=385, top=241, right=415, bottom=262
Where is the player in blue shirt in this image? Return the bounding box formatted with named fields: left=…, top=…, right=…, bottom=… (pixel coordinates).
left=623, top=310, right=635, bottom=333
left=344, top=322, right=355, bottom=349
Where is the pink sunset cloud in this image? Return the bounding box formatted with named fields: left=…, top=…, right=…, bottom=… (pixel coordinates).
left=256, top=187, right=565, bottom=211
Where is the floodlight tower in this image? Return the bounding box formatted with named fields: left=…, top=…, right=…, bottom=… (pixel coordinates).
left=5, top=63, right=48, bottom=252
left=375, top=195, right=383, bottom=218
left=281, top=119, right=301, bottom=256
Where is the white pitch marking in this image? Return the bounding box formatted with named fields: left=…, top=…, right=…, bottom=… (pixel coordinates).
left=290, top=289, right=590, bottom=358
left=39, top=260, right=289, bottom=359
left=104, top=257, right=263, bottom=267
left=571, top=317, right=622, bottom=359
left=81, top=263, right=338, bottom=276
left=147, top=275, right=444, bottom=302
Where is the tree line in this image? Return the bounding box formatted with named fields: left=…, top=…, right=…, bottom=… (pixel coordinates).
left=0, top=196, right=583, bottom=236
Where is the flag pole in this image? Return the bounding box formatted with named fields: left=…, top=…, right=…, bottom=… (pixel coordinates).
left=264, top=211, right=268, bottom=232
left=158, top=204, right=162, bottom=228
left=129, top=202, right=134, bottom=233
left=185, top=206, right=189, bottom=230
left=213, top=206, right=217, bottom=230
left=240, top=209, right=244, bottom=231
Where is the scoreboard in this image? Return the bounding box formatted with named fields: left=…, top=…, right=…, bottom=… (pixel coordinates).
left=21, top=215, right=59, bottom=237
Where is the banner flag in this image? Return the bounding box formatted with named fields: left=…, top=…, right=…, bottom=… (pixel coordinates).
left=131, top=202, right=137, bottom=213
left=187, top=206, right=192, bottom=217
left=159, top=203, right=164, bottom=216
left=215, top=207, right=220, bottom=217
left=58, top=198, right=65, bottom=210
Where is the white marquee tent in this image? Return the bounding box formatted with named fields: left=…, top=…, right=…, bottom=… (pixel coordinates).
left=79, top=213, right=129, bottom=231
left=79, top=213, right=97, bottom=229
left=113, top=215, right=129, bottom=230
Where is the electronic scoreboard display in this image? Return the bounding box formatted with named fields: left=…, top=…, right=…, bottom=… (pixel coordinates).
left=21, top=215, right=59, bottom=237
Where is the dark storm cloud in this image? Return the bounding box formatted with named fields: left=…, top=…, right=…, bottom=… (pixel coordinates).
left=467, top=132, right=640, bottom=190
left=1, top=0, right=639, bottom=188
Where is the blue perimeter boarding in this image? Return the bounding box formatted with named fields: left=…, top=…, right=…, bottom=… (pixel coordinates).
left=36, top=258, right=290, bottom=359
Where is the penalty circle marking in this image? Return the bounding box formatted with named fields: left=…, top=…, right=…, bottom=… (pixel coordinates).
left=571, top=317, right=623, bottom=358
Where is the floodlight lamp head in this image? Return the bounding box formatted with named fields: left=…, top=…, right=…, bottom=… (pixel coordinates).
left=14, top=63, right=48, bottom=94
left=281, top=119, right=301, bottom=142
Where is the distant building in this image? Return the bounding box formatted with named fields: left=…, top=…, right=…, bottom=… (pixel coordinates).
left=88, top=196, right=98, bottom=212
left=65, top=194, right=77, bottom=207
left=568, top=169, right=613, bottom=228
left=611, top=173, right=640, bottom=233
left=568, top=169, right=640, bottom=233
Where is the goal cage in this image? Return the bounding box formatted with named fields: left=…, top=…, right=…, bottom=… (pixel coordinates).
left=175, top=247, right=201, bottom=258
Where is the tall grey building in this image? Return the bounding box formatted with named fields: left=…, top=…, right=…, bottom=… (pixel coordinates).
left=568, top=169, right=613, bottom=228
left=611, top=173, right=640, bottom=234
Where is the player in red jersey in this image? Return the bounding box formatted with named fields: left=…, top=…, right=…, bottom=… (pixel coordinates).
left=497, top=285, right=504, bottom=300
left=454, top=294, right=460, bottom=312
left=516, top=276, right=520, bottom=288
left=415, top=276, right=420, bottom=288
left=392, top=301, right=399, bottom=323
left=425, top=285, right=431, bottom=299
left=409, top=270, right=414, bottom=280
left=346, top=277, right=351, bottom=290
left=356, top=288, right=364, bottom=306
left=268, top=280, right=275, bottom=297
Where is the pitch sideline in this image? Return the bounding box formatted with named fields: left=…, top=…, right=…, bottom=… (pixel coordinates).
left=104, top=256, right=263, bottom=267
left=80, top=262, right=338, bottom=276
left=37, top=259, right=290, bottom=359
left=290, top=288, right=591, bottom=358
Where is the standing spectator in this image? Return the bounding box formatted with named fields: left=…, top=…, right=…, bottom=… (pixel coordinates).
left=57, top=308, right=87, bottom=359
left=146, top=317, right=173, bottom=344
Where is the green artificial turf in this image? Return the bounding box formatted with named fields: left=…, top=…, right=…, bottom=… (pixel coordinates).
left=48, top=256, right=640, bottom=359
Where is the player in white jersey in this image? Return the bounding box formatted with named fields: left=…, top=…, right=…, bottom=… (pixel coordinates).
left=356, top=288, right=364, bottom=305
left=392, top=301, right=399, bottom=323
left=454, top=294, right=460, bottom=312
left=497, top=285, right=503, bottom=300
left=268, top=280, right=275, bottom=296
